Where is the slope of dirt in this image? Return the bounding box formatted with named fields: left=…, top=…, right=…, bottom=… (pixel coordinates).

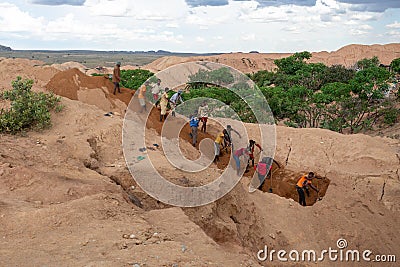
left=45, top=68, right=132, bottom=114
left=0, top=57, right=59, bottom=92
left=143, top=43, right=400, bottom=73
left=0, top=98, right=258, bottom=267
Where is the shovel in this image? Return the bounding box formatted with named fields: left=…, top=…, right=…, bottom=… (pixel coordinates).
left=268, top=171, right=273, bottom=193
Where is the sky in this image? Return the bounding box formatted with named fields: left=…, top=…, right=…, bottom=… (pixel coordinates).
left=0, top=0, right=399, bottom=53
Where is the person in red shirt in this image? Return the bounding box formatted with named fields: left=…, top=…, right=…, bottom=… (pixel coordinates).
left=233, top=147, right=249, bottom=176
left=296, top=172, right=319, bottom=206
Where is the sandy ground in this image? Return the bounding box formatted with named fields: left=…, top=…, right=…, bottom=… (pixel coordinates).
left=0, top=47, right=400, bottom=266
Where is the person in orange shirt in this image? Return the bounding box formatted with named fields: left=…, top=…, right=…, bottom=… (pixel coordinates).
left=296, top=172, right=319, bottom=206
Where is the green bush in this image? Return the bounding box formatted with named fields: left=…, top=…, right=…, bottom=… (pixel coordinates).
left=92, top=69, right=154, bottom=90
left=0, top=77, right=62, bottom=134
left=383, top=107, right=399, bottom=126
left=120, top=69, right=153, bottom=90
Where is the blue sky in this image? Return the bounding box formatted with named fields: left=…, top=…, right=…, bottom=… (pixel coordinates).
left=0, top=0, right=399, bottom=53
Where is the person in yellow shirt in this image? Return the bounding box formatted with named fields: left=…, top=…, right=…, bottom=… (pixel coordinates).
left=138, top=81, right=148, bottom=113
left=214, top=132, right=225, bottom=163
left=159, top=87, right=170, bottom=122
left=296, top=172, right=319, bottom=206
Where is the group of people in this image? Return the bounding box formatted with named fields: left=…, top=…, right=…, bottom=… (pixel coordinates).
left=134, top=77, right=185, bottom=121
left=127, top=68, right=321, bottom=207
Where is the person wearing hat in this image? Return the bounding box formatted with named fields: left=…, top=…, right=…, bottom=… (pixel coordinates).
left=159, top=87, right=170, bottom=122
left=169, top=90, right=184, bottom=117
left=295, top=172, right=319, bottom=206
left=112, top=62, right=121, bottom=95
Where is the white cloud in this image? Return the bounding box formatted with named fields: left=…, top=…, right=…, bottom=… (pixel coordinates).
left=241, top=33, right=256, bottom=41
left=239, top=6, right=289, bottom=23
left=349, top=28, right=368, bottom=35
left=387, top=30, right=400, bottom=37
left=386, top=21, right=400, bottom=29
left=359, top=24, right=373, bottom=30
left=166, top=23, right=179, bottom=28
left=84, top=0, right=187, bottom=20
left=0, top=3, right=44, bottom=33
left=349, top=12, right=380, bottom=21
left=196, top=36, right=205, bottom=42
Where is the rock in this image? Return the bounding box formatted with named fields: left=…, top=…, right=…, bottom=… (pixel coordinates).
left=133, top=264, right=140, bottom=267
left=129, top=234, right=136, bottom=239
left=120, top=242, right=128, bottom=249
left=122, top=234, right=129, bottom=239
left=269, top=233, right=276, bottom=239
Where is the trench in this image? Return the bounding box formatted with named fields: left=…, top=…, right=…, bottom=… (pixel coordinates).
left=87, top=106, right=331, bottom=260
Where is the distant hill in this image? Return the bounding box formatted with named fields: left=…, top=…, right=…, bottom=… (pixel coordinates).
left=0, top=44, right=12, bottom=51
left=143, top=43, right=400, bottom=73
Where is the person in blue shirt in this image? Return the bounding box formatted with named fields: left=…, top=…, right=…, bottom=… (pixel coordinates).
left=169, top=90, right=184, bottom=117
left=189, top=113, right=200, bottom=147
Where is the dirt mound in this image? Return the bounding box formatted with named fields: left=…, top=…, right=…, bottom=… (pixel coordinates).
left=51, top=61, right=88, bottom=73
left=0, top=57, right=59, bottom=92
left=46, top=68, right=133, bottom=114
left=144, top=43, right=400, bottom=73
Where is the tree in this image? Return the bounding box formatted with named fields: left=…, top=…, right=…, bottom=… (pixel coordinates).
left=356, top=56, right=380, bottom=70
left=188, top=67, right=234, bottom=87
left=274, top=51, right=311, bottom=75
left=390, top=58, right=400, bottom=73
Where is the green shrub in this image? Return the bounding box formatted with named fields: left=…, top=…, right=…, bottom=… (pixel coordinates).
left=0, top=77, right=63, bottom=134
left=120, top=69, right=153, bottom=90
left=383, top=107, right=399, bottom=126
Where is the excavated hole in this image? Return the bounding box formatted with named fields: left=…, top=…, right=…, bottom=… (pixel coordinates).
left=257, top=166, right=331, bottom=206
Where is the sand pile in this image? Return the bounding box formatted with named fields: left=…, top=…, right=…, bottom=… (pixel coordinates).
left=46, top=68, right=133, bottom=114
left=50, top=61, right=88, bottom=73
left=0, top=57, right=59, bottom=92
left=143, top=43, right=400, bottom=73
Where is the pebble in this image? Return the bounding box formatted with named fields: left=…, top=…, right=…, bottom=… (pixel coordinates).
left=129, top=234, right=136, bottom=239
left=181, top=244, right=187, bottom=252
left=133, top=264, right=140, bottom=267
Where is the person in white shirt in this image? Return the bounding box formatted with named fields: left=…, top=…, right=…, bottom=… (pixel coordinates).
left=169, top=90, right=184, bottom=117
left=197, top=101, right=209, bottom=133
left=151, top=79, right=162, bottom=104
